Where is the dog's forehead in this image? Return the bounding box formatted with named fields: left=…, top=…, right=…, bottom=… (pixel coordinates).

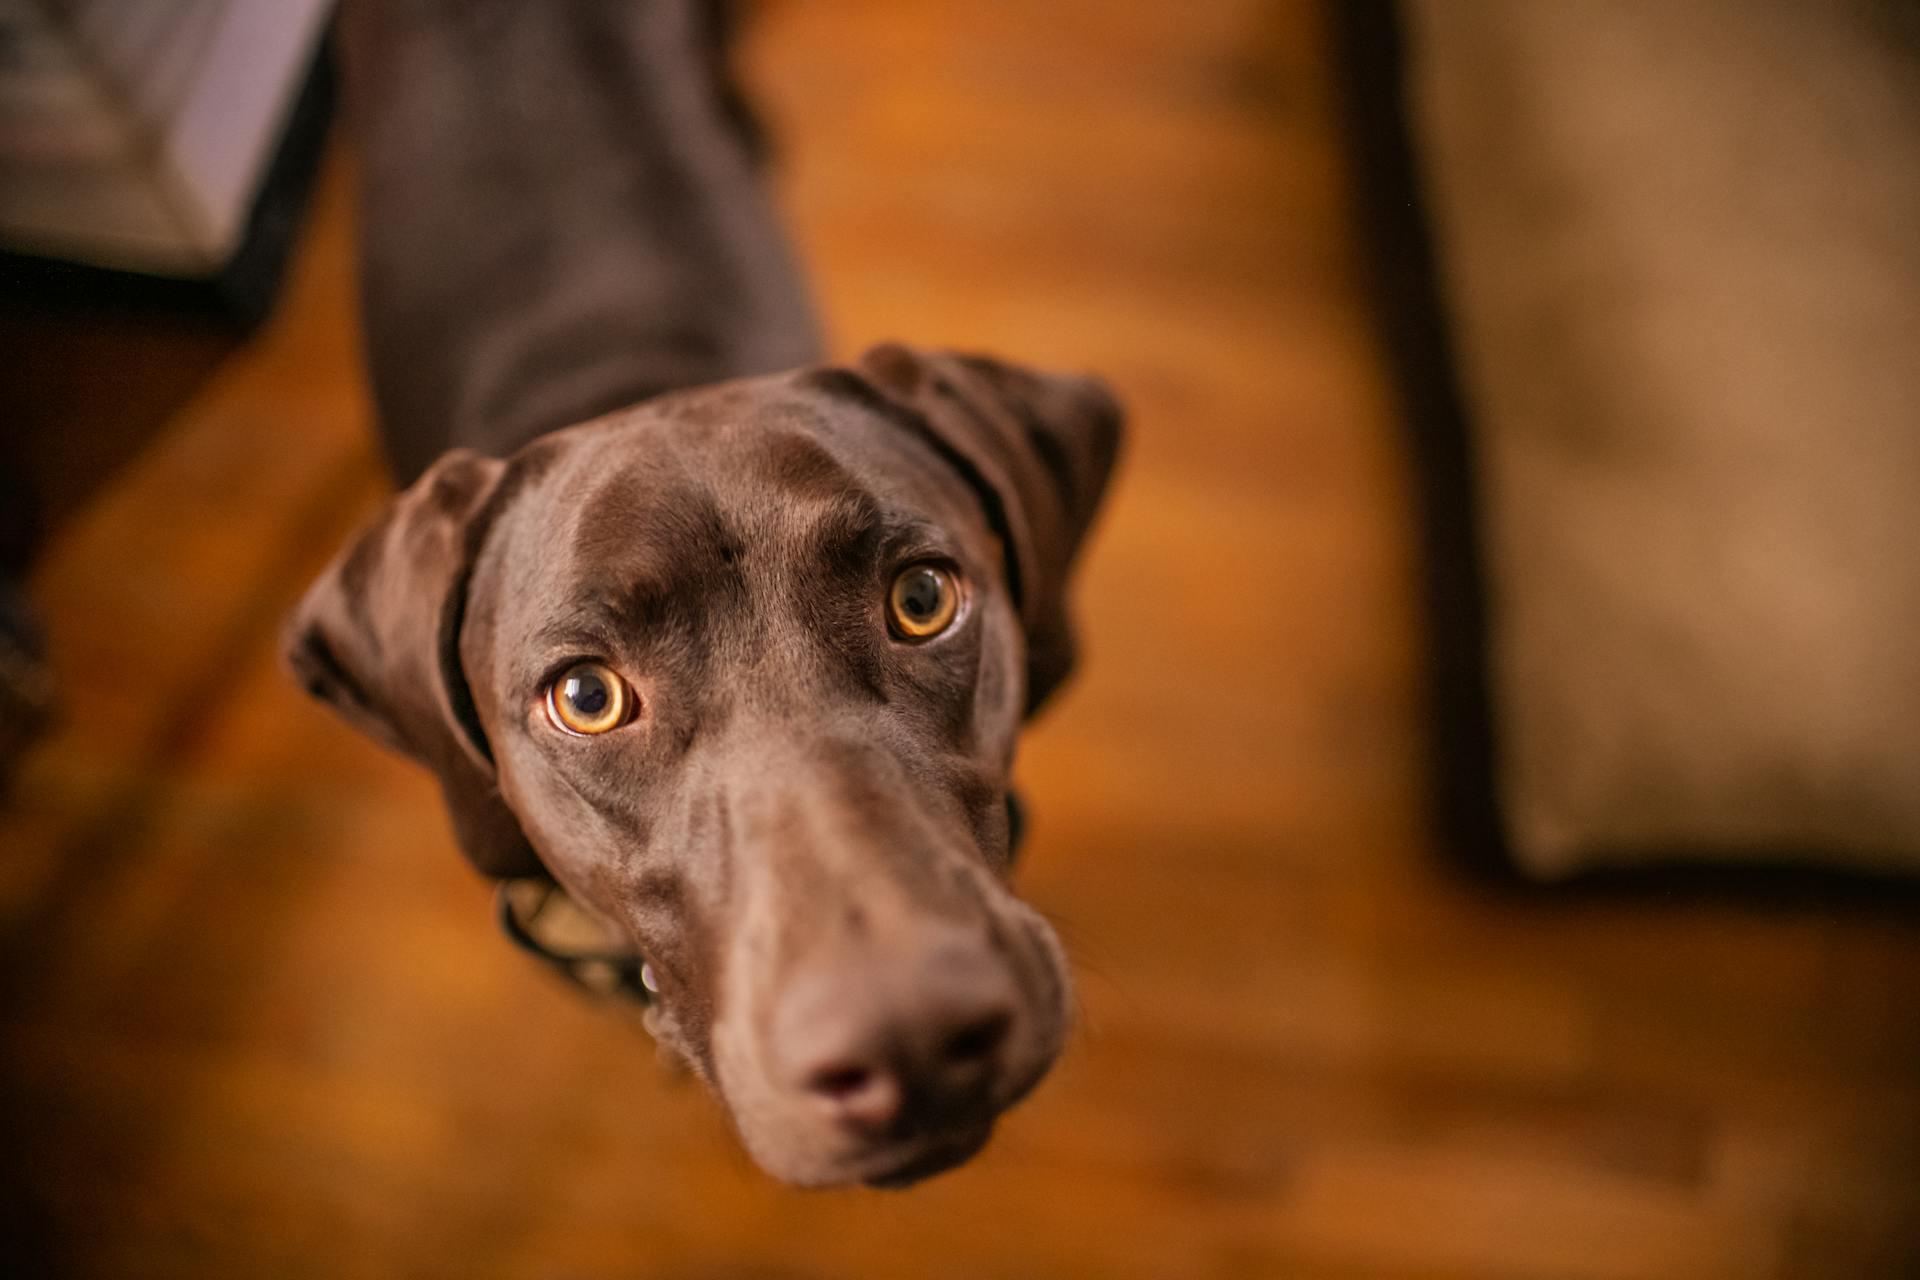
left=553, top=421, right=871, bottom=573
left=483, top=378, right=997, bottom=647
left=536, top=379, right=988, bottom=564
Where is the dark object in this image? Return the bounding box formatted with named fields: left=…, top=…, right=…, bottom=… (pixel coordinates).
left=0, top=584, right=52, bottom=791
left=1330, top=1, right=1506, bottom=877
left=0, top=46, right=332, bottom=782
left=0, top=39, right=335, bottom=332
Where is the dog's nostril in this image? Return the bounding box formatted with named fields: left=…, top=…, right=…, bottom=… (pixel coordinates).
left=943, top=1011, right=1011, bottom=1065
left=806, top=1061, right=903, bottom=1130
left=810, top=1063, right=873, bottom=1100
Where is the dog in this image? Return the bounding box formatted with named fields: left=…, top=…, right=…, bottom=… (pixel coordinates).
left=285, top=0, right=1121, bottom=1187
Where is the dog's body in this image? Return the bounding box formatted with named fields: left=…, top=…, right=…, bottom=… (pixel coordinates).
left=343, top=0, right=821, bottom=480
left=288, top=0, right=1120, bottom=1186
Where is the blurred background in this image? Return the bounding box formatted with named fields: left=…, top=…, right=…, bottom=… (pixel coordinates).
left=3, top=1, right=1918, bottom=1277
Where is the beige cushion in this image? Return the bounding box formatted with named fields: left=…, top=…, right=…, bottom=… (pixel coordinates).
left=1404, top=0, right=1920, bottom=876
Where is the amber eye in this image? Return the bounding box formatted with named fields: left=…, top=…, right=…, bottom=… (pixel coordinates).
left=888, top=563, right=961, bottom=640
left=545, top=661, right=632, bottom=735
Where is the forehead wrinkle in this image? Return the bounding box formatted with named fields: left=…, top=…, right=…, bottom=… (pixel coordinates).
left=553, top=449, right=753, bottom=650
left=744, top=425, right=862, bottom=504
left=567, top=459, right=733, bottom=572
left=788, top=490, right=888, bottom=574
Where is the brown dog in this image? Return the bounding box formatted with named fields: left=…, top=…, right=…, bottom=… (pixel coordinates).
left=286, top=1, right=1120, bottom=1186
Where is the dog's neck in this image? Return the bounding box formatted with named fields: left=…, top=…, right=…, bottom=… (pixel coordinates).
left=340, top=0, right=821, bottom=484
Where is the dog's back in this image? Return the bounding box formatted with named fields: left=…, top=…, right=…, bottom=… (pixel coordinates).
left=340, top=0, right=821, bottom=481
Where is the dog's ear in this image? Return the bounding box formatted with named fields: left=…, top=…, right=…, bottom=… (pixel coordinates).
left=856, top=343, right=1123, bottom=712
left=282, top=448, right=544, bottom=879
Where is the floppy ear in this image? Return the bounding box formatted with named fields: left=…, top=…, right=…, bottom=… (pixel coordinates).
left=856, top=342, right=1123, bottom=712
left=281, top=448, right=544, bottom=879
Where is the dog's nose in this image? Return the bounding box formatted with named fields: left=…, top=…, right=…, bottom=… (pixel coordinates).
left=774, top=932, right=1021, bottom=1134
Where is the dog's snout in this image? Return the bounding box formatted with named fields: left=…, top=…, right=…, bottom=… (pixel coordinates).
left=775, top=932, right=1022, bottom=1135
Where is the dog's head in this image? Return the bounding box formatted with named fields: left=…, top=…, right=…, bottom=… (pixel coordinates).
left=284, top=344, right=1120, bottom=1186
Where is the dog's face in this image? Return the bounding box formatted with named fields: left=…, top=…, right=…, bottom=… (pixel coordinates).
left=285, top=345, right=1120, bottom=1186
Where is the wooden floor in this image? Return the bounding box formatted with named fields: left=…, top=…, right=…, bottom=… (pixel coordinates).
left=5, top=3, right=1918, bottom=1277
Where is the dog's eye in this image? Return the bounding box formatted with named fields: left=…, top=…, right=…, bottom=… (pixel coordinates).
left=888, top=563, right=961, bottom=640
left=545, top=661, right=633, bottom=735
